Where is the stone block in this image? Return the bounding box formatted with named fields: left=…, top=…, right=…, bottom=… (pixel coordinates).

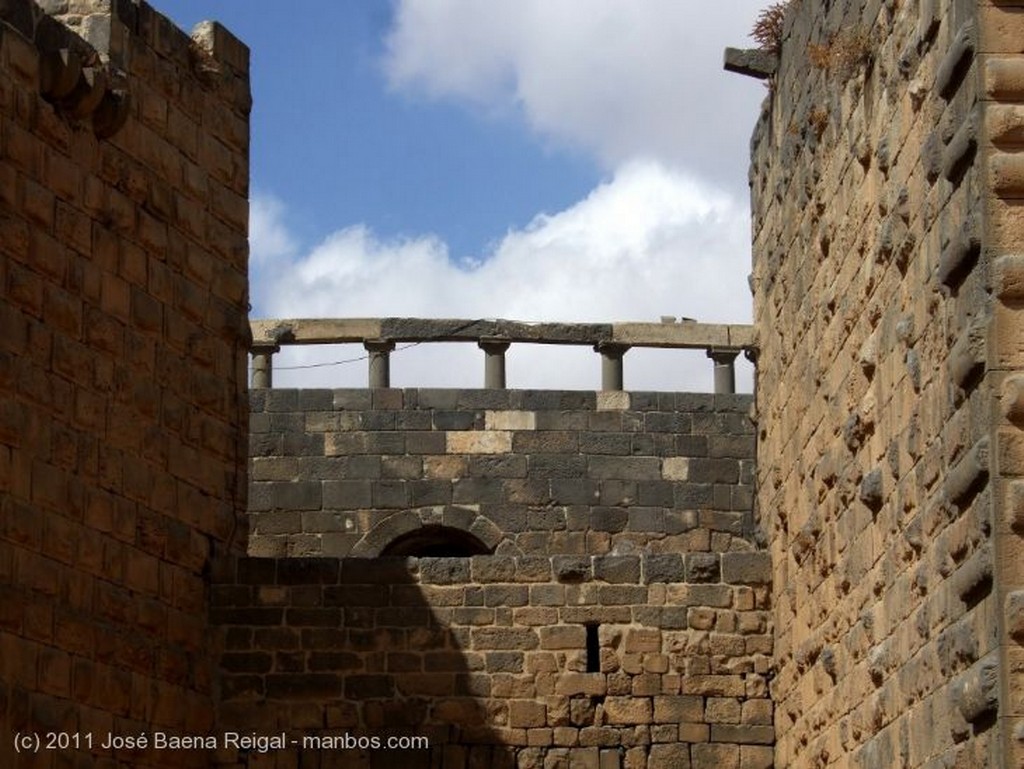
left=486, top=410, right=537, bottom=430
left=653, top=695, right=703, bottom=723
left=471, top=627, right=539, bottom=650
left=486, top=651, right=524, bottom=673
left=686, top=553, right=721, bottom=583
left=591, top=507, right=629, bottom=533
left=649, top=743, right=691, bottom=769
left=597, top=391, right=630, bottom=411
left=452, top=477, right=504, bottom=504
left=551, top=479, right=601, bottom=505
left=603, top=696, right=652, bottom=725
left=692, top=743, right=738, bottom=769
left=555, top=673, right=606, bottom=696
left=513, top=430, right=579, bottom=454
left=598, top=585, right=648, bottom=605
left=687, top=458, right=739, bottom=484
left=709, top=724, right=773, bottom=744
left=456, top=389, right=515, bottom=410
left=406, top=431, right=446, bottom=454
left=624, top=628, right=661, bottom=653
left=433, top=410, right=480, bottom=430
left=720, top=553, right=771, bottom=585
left=540, top=625, right=586, bottom=650
left=579, top=432, right=632, bottom=455
left=593, top=556, right=641, bottom=583
left=470, top=454, right=528, bottom=478
left=322, top=480, right=371, bottom=509
left=406, top=480, right=453, bottom=506
left=529, top=454, right=588, bottom=479
left=484, top=584, right=529, bottom=607
left=419, top=558, right=471, bottom=584
left=644, top=554, right=685, bottom=584
left=589, top=456, right=662, bottom=481
left=738, top=746, right=773, bottom=769
left=447, top=430, right=511, bottom=454
left=509, top=699, right=547, bottom=728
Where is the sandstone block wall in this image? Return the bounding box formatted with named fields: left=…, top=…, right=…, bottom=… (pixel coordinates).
left=212, top=553, right=774, bottom=769
left=0, top=1, right=250, bottom=766
left=750, top=0, right=1024, bottom=766
left=247, top=389, right=756, bottom=559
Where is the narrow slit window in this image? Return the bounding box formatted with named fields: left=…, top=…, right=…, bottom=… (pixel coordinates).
left=585, top=623, right=600, bottom=673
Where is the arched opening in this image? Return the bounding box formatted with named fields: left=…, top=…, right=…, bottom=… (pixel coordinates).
left=380, top=525, right=492, bottom=557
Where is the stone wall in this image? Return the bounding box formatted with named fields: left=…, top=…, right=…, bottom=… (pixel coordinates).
left=248, top=388, right=756, bottom=559
left=0, top=1, right=250, bottom=767
left=212, top=552, right=773, bottom=769
left=749, top=0, right=1024, bottom=766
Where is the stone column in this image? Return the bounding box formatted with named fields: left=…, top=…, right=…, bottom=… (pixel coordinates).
left=596, top=343, right=629, bottom=391
left=250, top=344, right=279, bottom=388
left=707, top=348, right=740, bottom=394
left=365, top=340, right=395, bottom=388
left=479, top=338, right=511, bottom=389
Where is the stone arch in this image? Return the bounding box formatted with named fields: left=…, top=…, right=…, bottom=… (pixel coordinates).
left=350, top=506, right=506, bottom=557
left=381, top=525, right=490, bottom=557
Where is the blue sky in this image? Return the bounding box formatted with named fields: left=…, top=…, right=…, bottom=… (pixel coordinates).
left=155, top=1, right=768, bottom=391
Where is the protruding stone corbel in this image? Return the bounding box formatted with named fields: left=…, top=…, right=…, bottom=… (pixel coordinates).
left=944, top=437, right=989, bottom=507
left=949, top=654, right=998, bottom=726
left=1003, top=375, right=1024, bottom=425
left=936, top=219, right=980, bottom=291
left=92, top=87, right=130, bottom=138
left=935, top=20, right=975, bottom=100
left=40, top=48, right=81, bottom=100
left=723, top=47, right=778, bottom=80
left=941, top=106, right=978, bottom=184
left=948, top=315, right=988, bottom=399
left=38, top=46, right=131, bottom=138
left=992, top=255, right=1024, bottom=301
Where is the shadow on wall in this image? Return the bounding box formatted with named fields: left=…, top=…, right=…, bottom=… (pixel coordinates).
left=212, top=556, right=508, bottom=769
left=211, top=549, right=777, bottom=769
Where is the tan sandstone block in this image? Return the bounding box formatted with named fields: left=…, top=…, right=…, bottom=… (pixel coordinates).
left=486, top=410, right=536, bottom=430
left=597, top=391, right=630, bottom=411
left=603, top=696, right=652, bottom=725
left=509, top=700, right=547, bottom=728
left=446, top=430, right=512, bottom=454
left=662, top=458, right=689, bottom=481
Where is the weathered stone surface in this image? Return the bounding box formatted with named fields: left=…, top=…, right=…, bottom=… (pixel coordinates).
left=250, top=387, right=754, bottom=557
left=750, top=1, right=1018, bottom=766
left=723, top=47, right=778, bottom=80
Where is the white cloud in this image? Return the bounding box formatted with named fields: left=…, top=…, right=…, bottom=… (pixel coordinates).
left=383, top=0, right=769, bottom=189
left=249, top=194, right=297, bottom=267
left=252, top=160, right=753, bottom=393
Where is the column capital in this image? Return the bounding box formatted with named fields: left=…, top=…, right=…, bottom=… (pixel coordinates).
left=595, top=342, right=630, bottom=358
left=478, top=337, right=511, bottom=354
left=364, top=339, right=396, bottom=353
left=706, top=347, right=741, bottom=363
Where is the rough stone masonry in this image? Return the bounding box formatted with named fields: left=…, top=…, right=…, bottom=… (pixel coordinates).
left=0, top=1, right=251, bottom=768
left=225, top=387, right=774, bottom=768
left=3, top=0, right=1023, bottom=768
left=748, top=0, right=1024, bottom=766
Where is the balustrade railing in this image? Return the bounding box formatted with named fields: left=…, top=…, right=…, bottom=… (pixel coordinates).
left=249, top=317, right=756, bottom=394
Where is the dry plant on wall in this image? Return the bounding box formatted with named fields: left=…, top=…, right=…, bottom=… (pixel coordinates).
left=808, top=107, right=829, bottom=139
left=751, top=1, right=795, bottom=52
left=808, top=28, right=872, bottom=82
